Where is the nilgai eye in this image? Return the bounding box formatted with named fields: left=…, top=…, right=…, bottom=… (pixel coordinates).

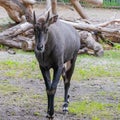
left=34, top=28, right=36, bottom=31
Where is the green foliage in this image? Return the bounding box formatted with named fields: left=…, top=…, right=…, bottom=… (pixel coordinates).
left=103, top=0, right=120, bottom=7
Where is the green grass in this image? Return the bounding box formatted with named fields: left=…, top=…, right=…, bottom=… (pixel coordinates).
left=69, top=100, right=120, bottom=120
left=73, top=50, right=120, bottom=81
left=69, top=101, right=105, bottom=115
left=0, top=50, right=120, bottom=80
left=113, top=43, right=120, bottom=50
left=0, top=83, right=20, bottom=94
left=0, top=58, right=42, bottom=79
left=33, top=111, right=41, bottom=116
left=117, top=104, right=120, bottom=111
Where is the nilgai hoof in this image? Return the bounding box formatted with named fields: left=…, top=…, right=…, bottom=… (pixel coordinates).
left=63, top=107, right=68, bottom=114
left=46, top=113, right=54, bottom=120
left=63, top=103, right=69, bottom=114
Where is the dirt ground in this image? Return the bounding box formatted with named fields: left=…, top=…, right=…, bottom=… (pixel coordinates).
left=0, top=4, right=120, bottom=120
left=0, top=51, right=120, bottom=120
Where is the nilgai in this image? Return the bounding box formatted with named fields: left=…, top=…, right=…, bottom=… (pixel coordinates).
left=33, top=12, right=80, bottom=119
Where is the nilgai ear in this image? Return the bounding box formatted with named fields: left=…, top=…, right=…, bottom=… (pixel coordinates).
left=33, top=11, right=36, bottom=26
left=49, top=14, right=58, bottom=25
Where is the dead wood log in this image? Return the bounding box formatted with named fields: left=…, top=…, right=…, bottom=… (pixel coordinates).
left=0, top=18, right=119, bottom=53
left=17, top=35, right=34, bottom=51
left=96, top=19, right=120, bottom=27
left=70, top=0, right=88, bottom=19
left=0, top=22, right=34, bottom=51
left=0, top=22, right=33, bottom=39
left=0, top=38, right=22, bottom=49
left=79, top=31, right=104, bottom=56
left=0, top=35, right=34, bottom=51
left=51, top=0, right=103, bottom=19
left=60, top=19, right=120, bottom=39
left=0, top=0, right=51, bottom=51
left=0, top=17, right=119, bottom=52
left=51, top=0, right=57, bottom=15
left=70, top=0, right=103, bottom=19
left=81, top=0, right=103, bottom=6
left=0, top=0, right=36, bottom=23
left=0, top=20, right=104, bottom=54
left=21, top=40, right=34, bottom=51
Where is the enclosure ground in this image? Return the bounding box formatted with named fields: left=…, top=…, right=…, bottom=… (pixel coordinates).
left=0, top=50, right=120, bottom=120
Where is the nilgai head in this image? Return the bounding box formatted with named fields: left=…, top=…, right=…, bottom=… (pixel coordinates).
left=33, top=12, right=58, bottom=53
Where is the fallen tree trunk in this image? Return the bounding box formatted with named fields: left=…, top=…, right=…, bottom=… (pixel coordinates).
left=0, top=35, right=34, bottom=51
left=17, top=36, right=34, bottom=51
left=79, top=31, right=104, bottom=56
left=0, top=18, right=119, bottom=52
left=60, top=19, right=120, bottom=39
left=0, top=0, right=36, bottom=23
left=0, top=22, right=33, bottom=39
left=0, top=0, right=119, bottom=56
left=0, top=22, right=34, bottom=51
left=1, top=19, right=119, bottom=40
left=51, top=0, right=103, bottom=19
left=0, top=20, right=104, bottom=55
left=0, top=15, right=119, bottom=54
left=0, top=38, right=22, bottom=49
